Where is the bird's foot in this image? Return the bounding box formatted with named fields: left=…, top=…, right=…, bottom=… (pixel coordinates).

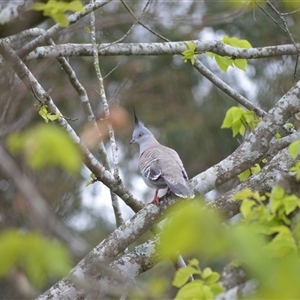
left=148, top=196, right=160, bottom=205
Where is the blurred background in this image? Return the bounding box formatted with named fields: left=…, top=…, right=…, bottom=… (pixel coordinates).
left=0, top=0, right=299, bottom=298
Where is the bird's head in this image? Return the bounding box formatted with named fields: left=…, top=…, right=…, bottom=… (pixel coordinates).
left=130, top=109, right=154, bottom=146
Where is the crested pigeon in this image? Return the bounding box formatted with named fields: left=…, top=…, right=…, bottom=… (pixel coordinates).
left=130, top=110, right=194, bottom=204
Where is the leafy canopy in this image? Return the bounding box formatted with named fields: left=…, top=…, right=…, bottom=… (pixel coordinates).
left=158, top=187, right=300, bottom=299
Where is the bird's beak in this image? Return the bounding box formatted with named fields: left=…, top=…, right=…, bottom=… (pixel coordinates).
left=130, top=138, right=134, bottom=144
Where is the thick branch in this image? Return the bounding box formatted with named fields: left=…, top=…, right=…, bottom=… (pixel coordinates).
left=191, top=80, right=300, bottom=195
left=38, top=239, right=159, bottom=299
left=209, top=147, right=297, bottom=219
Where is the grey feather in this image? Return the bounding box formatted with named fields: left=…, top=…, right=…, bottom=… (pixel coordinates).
left=130, top=111, right=194, bottom=203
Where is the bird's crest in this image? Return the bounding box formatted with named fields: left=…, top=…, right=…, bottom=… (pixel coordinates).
left=133, top=107, right=143, bottom=128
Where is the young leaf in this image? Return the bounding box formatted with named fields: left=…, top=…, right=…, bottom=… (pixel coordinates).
left=6, top=124, right=81, bottom=173
left=174, top=280, right=204, bottom=300
left=289, top=139, right=300, bottom=159
left=172, top=266, right=201, bottom=288
left=182, top=42, right=199, bottom=65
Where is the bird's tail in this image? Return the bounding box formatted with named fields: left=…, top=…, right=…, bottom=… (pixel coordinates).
left=165, top=179, right=194, bottom=198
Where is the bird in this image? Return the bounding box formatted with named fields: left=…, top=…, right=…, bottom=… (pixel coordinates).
left=130, top=109, right=194, bottom=204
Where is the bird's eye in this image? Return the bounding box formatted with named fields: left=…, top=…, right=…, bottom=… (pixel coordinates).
left=138, top=133, right=143, bottom=138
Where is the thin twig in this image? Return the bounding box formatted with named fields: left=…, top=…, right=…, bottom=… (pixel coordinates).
left=122, top=0, right=265, bottom=117
left=193, top=59, right=266, bottom=117
left=256, top=2, right=286, bottom=32
left=90, top=3, right=124, bottom=227
left=260, top=1, right=300, bottom=80
left=16, top=0, right=113, bottom=58
left=121, top=0, right=169, bottom=42
left=48, top=38, right=112, bottom=170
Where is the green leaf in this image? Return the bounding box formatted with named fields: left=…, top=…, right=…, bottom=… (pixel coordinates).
left=208, top=36, right=252, bottom=72
left=240, top=199, right=256, bottom=218
left=270, top=185, right=285, bottom=213
left=66, top=0, right=85, bottom=12
left=205, top=51, right=214, bottom=58
left=186, top=41, right=196, bottom=52
left=181, top=42, right=199, bottom=65
left=201, top=267, right=213, bottom=280
left=209, top=282, right=225, bottom=295
left=221, top=106, right=257, bottom=137
left=289, top=139, right=300, bottom=159
left=30, top=0, right=85, bottom=27
left=223, top=35, right=252, bottom=49
left=238, top=169, right=251, bottom=182
left=233, top=58, right=247, bottom=71
left=215, top=55, right=231, bottom=72
left=173, top=266, right=201, bottom=288
left=52, top=13, right=69, bottom=27
left=265, top=226, right=297, bottom=258
left=38, top=105, right=50, bottom=123
left=284, top=195, right=300, bottom=215
left=30, top=3, right=46, bottom=10
left=290, top=161, right=300, bottom=180
left=232, top=188, right=254, bottom=201
left=6, top=124, right=81, bottom=173
left=38, top=105, right=62, bottom=123
left=0, top=229, right=72, bottom=288
left=174, top=280, right=204, bottom=300
left=204, top=272, right=221, bottom=284
left=159, top=202, right=226, bottom=260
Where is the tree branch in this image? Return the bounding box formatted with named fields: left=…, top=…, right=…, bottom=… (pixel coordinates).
left=0, top=39, right=144, bottom=213
left=24, top=41, right=300, bottom=61
left=191, top=79, right=300, bottom=195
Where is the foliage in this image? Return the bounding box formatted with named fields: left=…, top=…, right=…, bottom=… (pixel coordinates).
left=86, top=173, right=97, bottom=186
left=237, top=163, right=261, bottom=182
left=289, top=139, right=300, bottom=159
left=159, top=185, right=300, bottom=298
left=172, top=258, right=224, bottom=300
left=221, top=106, right=261, bottom=137
left=0, top=229, right=72, bottom=288
left=290, top=161, right=300, bottom=181
left=38, top=104, right=62, bottom=123
left=31, top=0, right=85, bottom=27
left=206, top=36, right=252, bottom=72
left=181, top=42, right=200, bottom=65
left=6, top=123, right=81, bottom=173
left=233, top=184, right=300, bottom=262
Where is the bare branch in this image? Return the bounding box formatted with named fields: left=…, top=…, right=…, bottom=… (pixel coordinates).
left=193, top=58, right=266, bottom=117
left=0, top=39, right=144, bottom=213
left=15, top=0, right=113, bottom=58
left=209, top=147, right=297, bottom=219
left=90, top=7, right=124, bottom=227
left=24, top=41, right=300, bottom=61
left=121, top=0, right=168, bottom=42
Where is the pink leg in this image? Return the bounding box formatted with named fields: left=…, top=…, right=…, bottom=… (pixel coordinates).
left=149, top=190, right=160, bottom=205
